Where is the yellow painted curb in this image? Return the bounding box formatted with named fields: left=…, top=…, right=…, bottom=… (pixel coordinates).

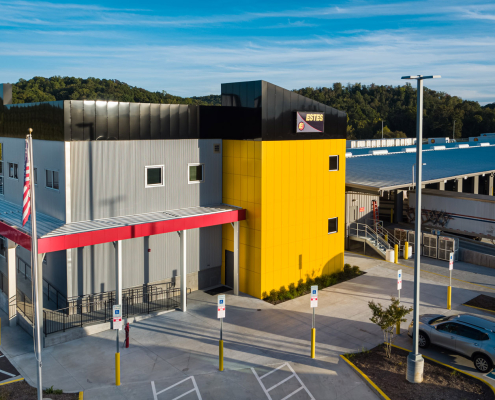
left=79, top=391, right=84, bottom=399
left=462, top=303, right=495, bottom=314
left=340, top=355, right=391, bottom=400
left=346, top=250, right=495, bottom=293
left=0, top=377, right=24, bottom=386
left=390, top=344, right=495, bottom=396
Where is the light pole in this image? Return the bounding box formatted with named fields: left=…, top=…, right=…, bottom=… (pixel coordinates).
left=381, top=119, right=384, bottom=139
left=453, top=119, right=456, bottom=141
left=401, top=74, right=441, bottom=384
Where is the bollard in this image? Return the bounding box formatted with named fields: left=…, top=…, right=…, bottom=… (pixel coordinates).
left=404, top=241, right=409, bottom=260
left=385, top=234, right=388, bottom=243
left=447, top=286, right=452, bottom=310
left=394, top=244, right=398, bottom=263
left=219, top=340, right=224, bottom=371
left=311, top=328, right=315, bottom=359
left=115, top=353, right=120, bottom=386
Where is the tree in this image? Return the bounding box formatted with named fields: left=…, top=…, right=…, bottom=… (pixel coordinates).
left=368, top=297, right=413, bottom=358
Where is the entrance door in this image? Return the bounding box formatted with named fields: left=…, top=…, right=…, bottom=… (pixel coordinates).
left=349, top=206, right=359, bottom=225
left=225, top=250, right=234, bottom=288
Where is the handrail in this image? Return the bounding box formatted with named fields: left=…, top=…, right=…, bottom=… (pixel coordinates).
left=376, top=225, right=402, bottom=250
left=349, top=222, right=391, bottom=252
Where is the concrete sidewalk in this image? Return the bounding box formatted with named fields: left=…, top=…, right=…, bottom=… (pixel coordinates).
left=2, top=251, right=495, bottom=399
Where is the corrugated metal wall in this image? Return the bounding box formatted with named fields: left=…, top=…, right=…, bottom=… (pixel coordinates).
left=68, top=139, right=223, bottom=297
left=345, top=191, right=380, bottom=226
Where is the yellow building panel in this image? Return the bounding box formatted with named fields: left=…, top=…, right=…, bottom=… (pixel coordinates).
left=255, top=141, right=262, bottom=160
left=247, top=140, right=255, bottom=159
left=240, top=141, right=248, bottom=159
left=233, top=157, right=241, bottom=176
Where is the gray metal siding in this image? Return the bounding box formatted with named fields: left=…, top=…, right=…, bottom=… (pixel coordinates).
left=345, top=191, right=379, bottom=227
left=69, top=139, right=222, bottom=222
left=68, top=225, right=222, bottom=297
left=0, top=138, right=66, bottom=221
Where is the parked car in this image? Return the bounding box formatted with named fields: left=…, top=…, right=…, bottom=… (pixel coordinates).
left=408, top=313, right=495, bottom=372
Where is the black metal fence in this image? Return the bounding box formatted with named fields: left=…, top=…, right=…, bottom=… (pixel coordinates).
left=17, top=288, right=33, bottom=322
left=43, top=285, right=184, bottom=336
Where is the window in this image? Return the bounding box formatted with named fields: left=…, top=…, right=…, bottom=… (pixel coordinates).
left=328, top=217, right=338, bottom=234
left=46, top=170, right=59, bottom=190
left=457, top=324, right=488, bottom=341
left=188, top=163, right=204, bottom=184
left=437, top=323, right=459, bottom=334
left=33, top=167, right=37, bottom=185
left=8, top=163, right=18, bottom=179
left=0, top=236, right=6, bottom=258
left=145, top=165, right=164, bottom=188
left=329, top=155, right=339, bottom=171
left=0, top=161, right=3, bottom=195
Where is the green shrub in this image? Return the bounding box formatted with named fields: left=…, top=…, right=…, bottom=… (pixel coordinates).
left=352, top=265, right=360, bottom=276
left=262, top=291, right=268, bottom=300
left=288, top=283, right=297, bottom=296
left=45, top=386, right=63, bottom=395
left=269, top=289, right=278, bottom=302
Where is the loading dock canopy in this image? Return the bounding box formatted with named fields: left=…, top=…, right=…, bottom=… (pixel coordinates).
left=346, top=145, right=495, bottom=192
left=0, top=201, right=245, bottom=253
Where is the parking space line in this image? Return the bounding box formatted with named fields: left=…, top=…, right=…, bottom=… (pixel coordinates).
left=151, top=376, right=202, bottom=400
left=251, top=362, right=315, bottom=400
left=0, top=369, right=16, bottom=378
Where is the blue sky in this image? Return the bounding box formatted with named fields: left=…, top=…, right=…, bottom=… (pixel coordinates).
left=1, top=0, right=495, bottom=104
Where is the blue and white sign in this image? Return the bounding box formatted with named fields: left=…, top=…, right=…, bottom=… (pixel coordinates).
left=310, top=285, right=318, bottom=308
left=397, top=269, right=402, bottom=290
left=112, top=305, right=122, bottom=330
left=449, top=252, right=454, bottom=270
left=217, top=295, right=226, bottom=319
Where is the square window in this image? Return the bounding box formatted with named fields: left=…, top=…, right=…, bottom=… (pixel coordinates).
left=8, top=163, right=18, bottom=179
left=46, top=170, right=53, bottom=188
left=0, top=177, right=3, bottom=195
left=0, top=161, right=3, bottom=175
left=33, top=168, right=37, bottom=185
left=145, top=166, right=164, bottom=187
left=53, top=171, right=59, bottom=190
left=188, top=164, right=204, bottom=183
left=328, top=217, right=338, bottom=234
left=329, top=155, right=339, bottom=171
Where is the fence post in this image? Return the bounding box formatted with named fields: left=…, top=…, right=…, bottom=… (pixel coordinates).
left=80, top=305, right=83, bottom=327
left=147, top=292, right=150, bottom=314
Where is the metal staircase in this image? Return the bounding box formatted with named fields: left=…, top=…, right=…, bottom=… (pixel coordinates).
left=348, top=222, right=392, bottom=259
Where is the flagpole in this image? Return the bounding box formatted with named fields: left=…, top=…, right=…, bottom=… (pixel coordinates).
left=28, top=128, right=43, bottom=400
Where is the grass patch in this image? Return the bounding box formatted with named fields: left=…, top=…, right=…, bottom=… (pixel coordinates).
left=262, top=264, right=364, bottom=305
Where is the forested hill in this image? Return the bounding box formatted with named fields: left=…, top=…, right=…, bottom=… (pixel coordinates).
left=10, top=77, right=495, bottom=139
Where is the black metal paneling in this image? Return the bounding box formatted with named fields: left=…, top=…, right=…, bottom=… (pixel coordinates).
left=139, top=103, right=151, bottom=139
left=107, top=102, right=119, bottom=140
left=188, top=105, right=198, bottom=138
left=199, top=106, right=261, bottom=139
left=70, top=101, right=84, bottom=141
left=150, top=104, right=160, bottom=139
left=221, top=83, right=233, bottom=106
left=95, top=101, right=108, bottom=140
left=169, top=104, right=179, bottom=139
left=118, top=103, right=130, bottom=140
left=129, top=103, right=140, bottom=140
left=178, top=104, right=188, bottom=138
left=160, top=104, right=171, bottom=139
left=83, top=101, right=95, bottom=140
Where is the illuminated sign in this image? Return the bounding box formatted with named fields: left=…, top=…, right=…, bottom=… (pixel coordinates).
left=296, top=112, right=324, bottom=133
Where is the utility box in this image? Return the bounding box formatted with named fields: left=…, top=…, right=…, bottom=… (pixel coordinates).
left=386, top=249, right=395, bottom=263
left=407, top=231, right=421, bottom=254
left=438, top=236, right=459, bottom=261
left=402, top=246, right=412, bottom=258
left=422, top=233, right=438, bottom=259
left=394, top=228, right=409, bottom=245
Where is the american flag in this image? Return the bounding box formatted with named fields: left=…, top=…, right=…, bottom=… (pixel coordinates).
left=22, top=138, right=31, bottom=226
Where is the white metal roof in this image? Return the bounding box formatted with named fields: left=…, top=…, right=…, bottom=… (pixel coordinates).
left=0, top=200, right=240, bottom=239
left=346, top=145, right=495, bottom=192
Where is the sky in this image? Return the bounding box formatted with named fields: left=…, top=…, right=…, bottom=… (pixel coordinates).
left=1, top=0, right=495, bottom=104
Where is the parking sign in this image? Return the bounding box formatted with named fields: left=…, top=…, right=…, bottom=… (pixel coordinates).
left=217, top=295, right=226, bottom=319
left=112, top=305, right=122, bottom=330
left=449, top=252, right=454, bottom=270
left=397, top=269, right=402, bottom=290
left=310, top=286, right=318, bottom=308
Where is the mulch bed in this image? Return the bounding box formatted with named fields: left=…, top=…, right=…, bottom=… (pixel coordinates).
left=0, top=380, right=78, bottom=400
left=465, top=295, right=495, bottom=312
left=346, top=344, right=494, bottom=400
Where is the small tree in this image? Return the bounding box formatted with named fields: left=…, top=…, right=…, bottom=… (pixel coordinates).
left=368, top=296, right=413, bottom=358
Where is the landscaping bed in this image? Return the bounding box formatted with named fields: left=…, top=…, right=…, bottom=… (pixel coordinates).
left=262, top=264, right=364, bottom=305
left=0, top=380, right=78, bottom=400
left=465, top=294, right=495, bottom=312
left=344, top=344, right=494, bottom=400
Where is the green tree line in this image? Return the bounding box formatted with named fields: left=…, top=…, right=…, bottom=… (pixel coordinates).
left=11, top=77, right=495, bottom=139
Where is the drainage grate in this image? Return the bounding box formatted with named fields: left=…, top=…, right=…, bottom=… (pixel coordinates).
left=205, top=286, right=232, bottom=296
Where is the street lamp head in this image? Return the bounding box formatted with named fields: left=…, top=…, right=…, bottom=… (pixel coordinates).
left=401, top=75, right=441, bottom=80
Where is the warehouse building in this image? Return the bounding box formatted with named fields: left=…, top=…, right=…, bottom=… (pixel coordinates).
left=0, top=81, right=347, bottom=336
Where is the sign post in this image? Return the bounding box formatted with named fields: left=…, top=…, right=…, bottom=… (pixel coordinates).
left=218, top=295, right=225, bottom=371
left=310, top=286, right=318, bottom=359
left=448, top=253, right=454, bottom=310
left=112, top=305, right=122, bottom=386
left=397, top=270, right=402, bottom=334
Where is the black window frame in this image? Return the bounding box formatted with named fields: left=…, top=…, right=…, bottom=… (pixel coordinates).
left=45, top=169, right=59, bottom=190
left=188, top=163, right=204, bottom=184
left=145, top=165, right=164, bottom=188
left=8, top=162, right=18, bottom=179
left=329, top=155, right=339, bottom=172
left=328, top=217, right=338, bottom=234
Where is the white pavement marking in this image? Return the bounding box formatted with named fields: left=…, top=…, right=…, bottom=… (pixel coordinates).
left=251, top=363, right=315, bottom=400
left=0, top=369, right=17, bottom=378
left=151, top=376, right=202, bottom=400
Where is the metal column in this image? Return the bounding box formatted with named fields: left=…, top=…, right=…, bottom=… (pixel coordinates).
left=490, top=175, right=494, bottom=196
left=473, top=176, right=479, bottom=195
left=180, top=230, right=187, bottom=312
left=6, top=240, right=17, bottom=326
left=456, top=178, right=463, bottom=193
left=438, top=181, right=445, bottom=190
left=233, top=221, right=239, bottom=296
left=114, top=241, right=122, bottom=306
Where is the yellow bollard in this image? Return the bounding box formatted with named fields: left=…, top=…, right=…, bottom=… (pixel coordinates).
left=396, top=321, right=400, bottom=335
left=391, top=208, right=394, bottom=223
left=385, top=234, right=388, bottom=243
left=311, top=328, right=315, bottom=359
left=447, top=286, right=452, bottom=310
left=115, top=353, right=120, bottom=386
left=404, top=241, right=409, bottom=260
left=394, top=244, right=398, bottom=263
left=219, top=340, right=224, bottom=371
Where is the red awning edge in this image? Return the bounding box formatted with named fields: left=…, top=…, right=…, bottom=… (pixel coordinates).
left=0, top=221, right=32, bottom=251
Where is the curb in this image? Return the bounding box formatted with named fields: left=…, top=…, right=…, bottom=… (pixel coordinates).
left=462, top=303, right=495, bottom=314
left=0, top=377, right=24, bottom=386
left=390, top=344, right=495, bottom=396
left=339, top=355, right=391, bottom=400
